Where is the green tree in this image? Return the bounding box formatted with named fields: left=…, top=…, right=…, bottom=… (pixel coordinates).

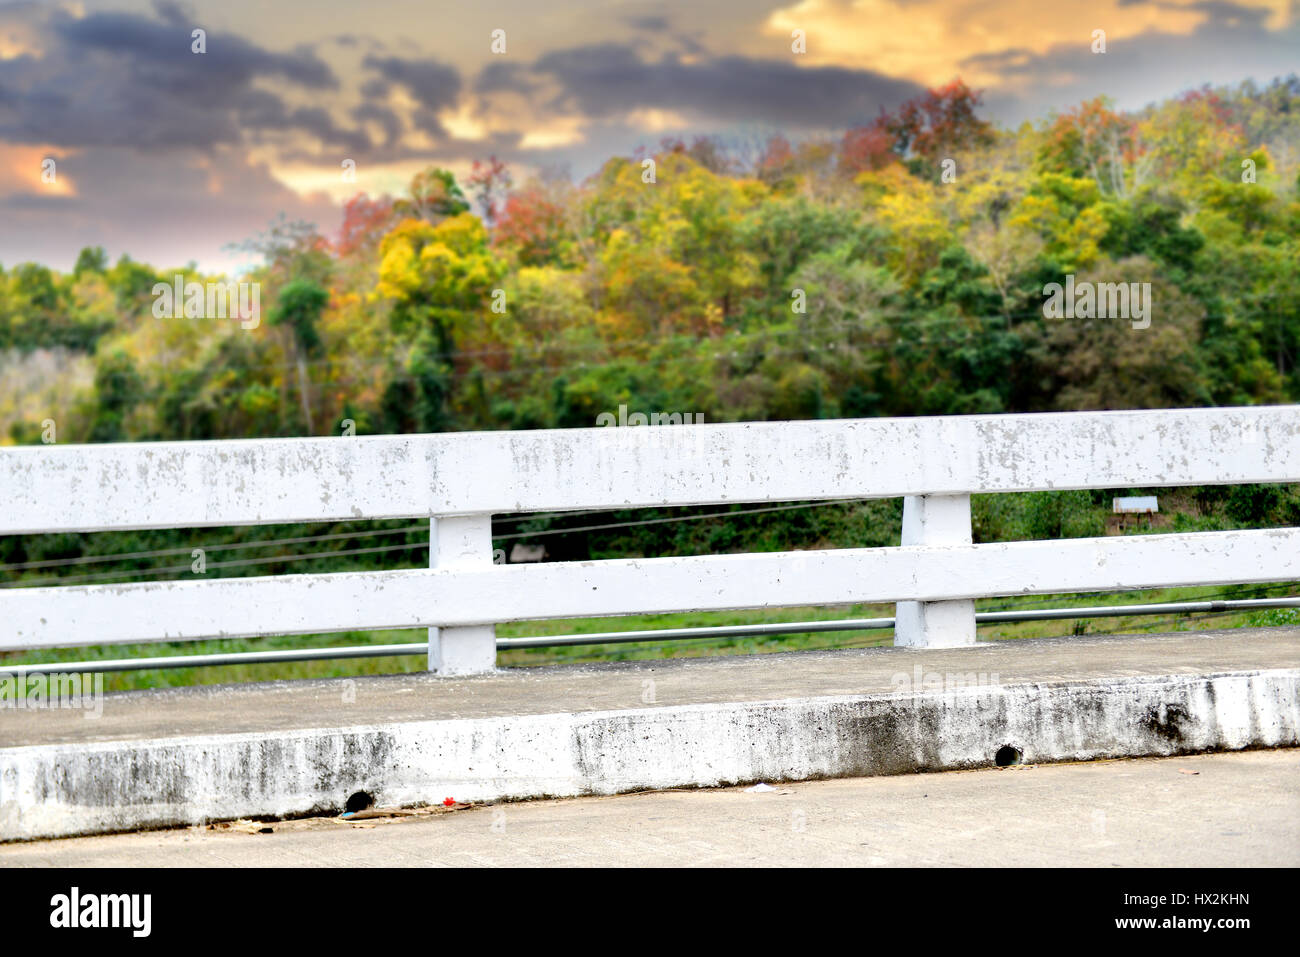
left=89, top=350, right=144, bottom=443
left=269, top=279, right=329, bottom=433
left=73, top=246, right=109, bottom=277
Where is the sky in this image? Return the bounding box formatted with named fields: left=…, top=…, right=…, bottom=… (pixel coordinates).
left=1, top=0, right=1297, bottom=272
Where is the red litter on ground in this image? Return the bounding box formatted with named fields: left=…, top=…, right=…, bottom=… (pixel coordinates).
left=443, top=797, right=456, bottom=807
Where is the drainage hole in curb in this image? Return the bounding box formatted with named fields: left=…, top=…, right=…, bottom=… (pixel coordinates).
left=345, top=790, right=375, bottom=814
left=994, top=745, right=1023, bottom=767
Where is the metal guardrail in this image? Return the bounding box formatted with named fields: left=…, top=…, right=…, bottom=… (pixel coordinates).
left=6, top=596, right=1296, bottom=675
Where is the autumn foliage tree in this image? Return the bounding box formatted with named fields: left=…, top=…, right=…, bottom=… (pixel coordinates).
left=466, top=156, right=514, bottom=229
left=336, top=194, right=396, bottom=259
left=842, top=79, right=995, bottom=179
left=494, top=181, right=573, bottom=267
left=1039, top=97, right=1149, bottom=198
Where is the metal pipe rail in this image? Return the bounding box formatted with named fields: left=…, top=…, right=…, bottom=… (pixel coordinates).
left=5, top=596, right=1296, bottom=676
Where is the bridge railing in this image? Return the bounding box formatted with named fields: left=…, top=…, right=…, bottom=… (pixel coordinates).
left=1, top=406, right=1297, bottom=673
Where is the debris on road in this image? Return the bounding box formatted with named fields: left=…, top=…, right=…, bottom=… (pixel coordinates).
left=205, top=801, right=476, bottom=835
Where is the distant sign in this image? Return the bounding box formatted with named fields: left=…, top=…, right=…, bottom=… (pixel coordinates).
left=1113, top=496, right=1159, bottom=514
left=509, top=543, right=548, bottom=563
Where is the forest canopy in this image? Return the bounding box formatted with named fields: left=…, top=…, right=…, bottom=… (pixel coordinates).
left=2, top=76, right=1297, bottom=446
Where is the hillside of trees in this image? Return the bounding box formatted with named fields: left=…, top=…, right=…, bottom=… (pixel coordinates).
left=2, top=76, right=1298, bottom=448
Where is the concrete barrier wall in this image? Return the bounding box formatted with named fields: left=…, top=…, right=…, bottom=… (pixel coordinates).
left=3, top=668, right=1296, bottom=841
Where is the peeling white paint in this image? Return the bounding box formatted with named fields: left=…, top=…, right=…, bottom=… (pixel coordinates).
left=0, top=407, right=1296, bottom=534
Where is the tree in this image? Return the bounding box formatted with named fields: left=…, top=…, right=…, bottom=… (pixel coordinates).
left=375, top=212, right=504, bottom=428
left=853, top=79, right=996, bottom=178
left=756, top=134, right=796, bottom=186
left=838, top=125, right=895, bottom=177
left=395, top=168, right=469, bottom=224
left=233, top=217, right=333, bottom=288
left=106, top=255, right=159, bottom=315
left=494, top=181, right=574, bottom=267
left=1034, top=257, right=1209, bottom=410
left=1039, top=97, right=1150, bottom=199
left=89, top=350, right=144, bottom=443
left=466, top=156, right=513, bottom=229
left=336, top=194, right=396, bottom=259
left=269, top=280, right=329, bottom=433
left=74, top=246, right=108, bottom=277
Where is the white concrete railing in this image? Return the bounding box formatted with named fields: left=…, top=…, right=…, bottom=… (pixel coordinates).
left=1, top=406, right=1297, bottom=673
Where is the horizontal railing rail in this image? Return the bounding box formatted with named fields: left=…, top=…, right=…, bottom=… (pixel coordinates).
left=4, top=528, right=1299, bottom=650
left=2, top=406, right=1297, bottom=669
left=2, top=406, right=1296, bottom=535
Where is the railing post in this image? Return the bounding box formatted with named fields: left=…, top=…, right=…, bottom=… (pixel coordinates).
left=894, top=494, right=977, bottom=648
left=428, top=514, right=497, bottom=674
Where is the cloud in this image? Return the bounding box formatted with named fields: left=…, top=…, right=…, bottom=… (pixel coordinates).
left=0, top=5, right=350, bottom=150
left=361, top=54, right=461, bottom=111
left=2, top=0, right=1297, bottom=272
left=624, top=14, right=672, bottom=31
left=55, top=8, right=337, bottom=90
left=474, top=59, right=538, bottom=96
left=525, top=44, right=923, bottom=129
left=0, top=4, right=360, bottom=270
left=351, top=102, right=403, bottom=147
left=760, top=0, right=1294, bottom=87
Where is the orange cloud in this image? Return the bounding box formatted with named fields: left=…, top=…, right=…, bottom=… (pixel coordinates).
left=764, top=0, right=1294, bottom=87
left=0, top=146, right=76, bottom=198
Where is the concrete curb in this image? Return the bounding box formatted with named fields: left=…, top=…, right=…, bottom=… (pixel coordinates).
left=3, top=668, right=1298, bottom=841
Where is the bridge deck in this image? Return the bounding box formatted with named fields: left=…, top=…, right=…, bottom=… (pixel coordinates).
left=3, top=626, right=1297, bottom=841
left=2, top=626, right=1297, bottom=749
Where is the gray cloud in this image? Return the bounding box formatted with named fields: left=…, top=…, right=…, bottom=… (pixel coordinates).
left=474, top=59, right=538, bottom=96
left=0, top=5, right=351, bottom=150
left=351, top=102, right=403, bottom=147
left=624, top=15, right=671, bottom=31
left=526, top=45, right=923, bottom=129
left=55, top=9, right=337, bottom=90
left=361, top=55, right=461, bottom=110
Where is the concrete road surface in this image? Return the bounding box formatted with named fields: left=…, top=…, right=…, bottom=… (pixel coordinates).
left=2, top=750, right=1296, bottom=867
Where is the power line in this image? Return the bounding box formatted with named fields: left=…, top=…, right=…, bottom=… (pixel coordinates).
left=492, top=499, right=865, bottom=542
left=0, top=501, right=708, bottom=573
left=0, top=499, right=874, bottom=587
left=0, top=542, right=431, bottom=588
left=0, top=524, right=428, bottom=572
